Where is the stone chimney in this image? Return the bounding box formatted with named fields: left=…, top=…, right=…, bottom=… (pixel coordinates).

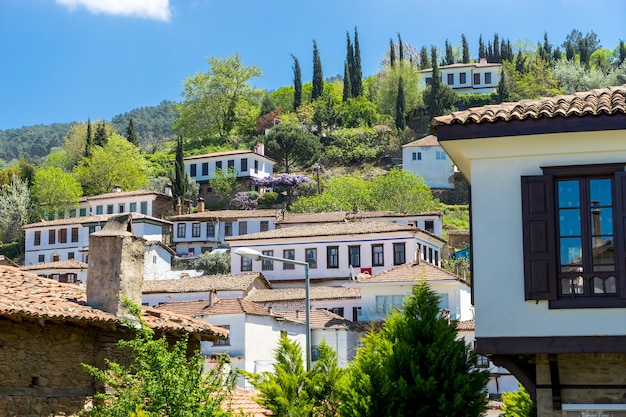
left=112, top=185, right=122, bottom=193
left=255, top=143, right=265, bottom=156
left=176, top=198, right=182, bottom=215
left=164, top=183, right=173, bottom=197
left=197, top=197, right=205, bottom=213
left=86, top=213, right=146, bottom=317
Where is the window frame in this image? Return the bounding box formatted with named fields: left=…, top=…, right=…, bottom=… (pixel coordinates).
left=177, top=223, right=186, bottom=238
left=71, top=227, right=79, bottom=243
left=393, top=242, right=406, bottom=265
left=473, top=73, right=481, bottom=85
left=262, top=250, right=274, bottom=271
left=239, top=221, right=247, bottom=235
left=34, top=231, right=41, bottom=246
left=283, top=249, right=295, bottom=270
left=348, top=245, right=361, bottom=267
left=446, top=73, right=454, bottom=85
left=190, top=163, right=197, bottom=177
left=202, top=162, right=209, bottom=176
left=327, top=246, right=339, bottom=269
left=192, top=222, right=201, bottom=238
left=241, top=256, right=252, bottom=272
left=306, top=248, right=317, bottom=269
left=460, top=72, right=467, bottom=84
left=206, top=223, right=216, bottom=238
left=260, top=220, right=269, bottom=232
left=485, top=72, right=492, bottom=84
left=224, top=222, right=233, bottom=237
left=372, top=244, right=384, bottom=266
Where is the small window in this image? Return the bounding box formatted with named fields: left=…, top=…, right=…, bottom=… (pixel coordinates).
left=460, top=72, right=467, bottom=84
left=227, top=160, right=235, bottom=171
left=327, top=246, right=339, bottom=269
left=177, top=223, right=186, bottom=238
left=349, top=245, right=361, bottom=267
left=254, top=160, right=259, bottom=174
left=473, top=73, right=480, bottom=85
left=436, top=151, right=447, bottom=160
left=425, top=77, right=433, bottom=85
left=129, top=202, right=137, bottom=212
left=224, top=222, right=233, bottom=237
left=34, top=231, right=41, bottom=246
left=207, top=223, right=216, bottom=238
left=38, top=254, right=45, bottom=263
left=190, top=163, right=197, bottom=177
left=372, top=244, right=384, bottom=266
left=306, top=248, right=317, bottom=269
left=424, top=220, right=435, bottom=233
left=260, top=221, right=269, bottom=232
left=283, top=249, right=295, bottom=270
left=239, top=221, right=247, bottom=235
left=328, top=307, right=344, bottom=317
left=393, top=242, right=406, bottom=265
left=412, top=152, right=417, bottom=161
left=71, top=227, right=79, bottom=243
left=376, top=295, right=405, bottom=314
left=79, top=208, right=87, bottom=216
left=48, top=230, right=55, bottom=245
left=485, top=72, right=492, bottom=84
left=202, top=162, right=209, bottom=176
left=192, top=223, right=201, bottom=238
left=140, top=201, right=148, bottom=215
left=262, top=250, right=274, bottom=271
left=241, top=158, right=248, bottom=172
left=88, top=226, right=96, bottom=235
left=447, top=73, right=454, bottom=85
left=118, top=204, right=124, bottom=213
left=214, top=325, right=230, bottom=346
left=216, top=161, right=222, bottom=171
left=241, top=256, right=252, bottom=272
left=67, top=252, right=74, bottom=260
left=52, top=254, right=60, bottom=262
left=417, top=152, right=422, bottom=161
left=106, top=204, right=114, bottom=214
left=96, top=205, right=103, bottom=215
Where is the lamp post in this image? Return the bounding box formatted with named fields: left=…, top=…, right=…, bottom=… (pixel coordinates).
left=233, top=247, right=312, bottom=370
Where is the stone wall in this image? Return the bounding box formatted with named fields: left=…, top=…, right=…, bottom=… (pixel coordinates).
left=535, top=353, right=626, bottom=417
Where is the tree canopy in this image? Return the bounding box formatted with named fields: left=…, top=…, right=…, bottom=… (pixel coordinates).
left=265, top=123, right=321, bottom=173
left=31, top=166, right=82, bottom=218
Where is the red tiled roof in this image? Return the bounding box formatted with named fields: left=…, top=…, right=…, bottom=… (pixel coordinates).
left=79, top=189, right=168, bottom=202
left=433, top=84, right=626, bottom=127
left=23, top=212, right=172, bottom=229
left=142, top=272, right=271, bottom=294
left=280, top=309, right=355, bottom=330
left=357, top=261, right=467, bottom=284
left=456, top=319, right=475, bottom=331
left=183, top=149, right=275, bottom=163
left=0, top=267, right=227, bottom=340
left=245, top=286, right=360, bottom=303
left=157, top=298, right=276, bottom=318
left=402, top=135, right=439, bottom=147
left=168, top=209, right=280, bottom=222
left=20, top=259, right=88, bottom=271
left=223, top=388, right=270, bottom=417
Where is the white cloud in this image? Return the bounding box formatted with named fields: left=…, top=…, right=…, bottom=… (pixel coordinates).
left=56, top=0, right=171, bottom=22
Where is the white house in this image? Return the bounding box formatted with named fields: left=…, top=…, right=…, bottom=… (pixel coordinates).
left=183, top=146, right=275, bottom=201
left=70, top=188, right=174, bottom=219
left=226, top=221, right=437, bottom=287
left=402, top=135, right=455, bottom=189
left=144, top=241, right=176, bottom=281
left=435, top=85, right=626, bottom=416
left=19, top=259, right=88, bottom=285
left=169, top=209, right=279, bottom=258
left=418, top=59, right=502, bottom=95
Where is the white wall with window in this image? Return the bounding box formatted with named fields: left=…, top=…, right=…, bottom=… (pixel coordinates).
left=418, top=60, right=501, bottom=95
left=402, top=135, right=455, bottom=189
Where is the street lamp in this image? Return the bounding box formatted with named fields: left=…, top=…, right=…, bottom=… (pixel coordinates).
left=233, top=247, right=312, bottom=370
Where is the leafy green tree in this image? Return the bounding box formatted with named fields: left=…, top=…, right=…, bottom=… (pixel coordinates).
left=308, top=342, right=346, bottom=417
left=210, top=167, right=238, bottom=203
left=171, top=135, right=188, bottom=209
left=501, top=383, right=537, bottom=417
left=74, top=134, right=148, bottom=196
left=395, top=76, right=406, bottom=130
left=371, top=168, right=439, bottom=213
left=0, top=176, right=32, bottom=245
left=195, top=250, right=231, bottom=275
left=461, top=34, right=470, bottom=63
left=81, top=302, right=235, bottom=417
left=265, top=123, right=321, bottom=173
left=617, top=40, right=626, bottom=65
left=126, top=118, right=138, bottom=145
left=341, top=284, right=489, bottom=417
left=375, top=61, right=422, bottom=121
left=338, top=96, right=378, bottom=128
left=312, top=41, right=324, bottom=100
left=260, top=94, right=277, bottom=117
left=352, top=27, right=363, bottom=98
left=589, top=48, right=615, bottom=73
left=501, top=57, right=562, bottom=100
left=291, top=54, right=302, bottom=111
left=32, top=166, right=82, bottom=218
left=175, top=54, right=263, bottom=141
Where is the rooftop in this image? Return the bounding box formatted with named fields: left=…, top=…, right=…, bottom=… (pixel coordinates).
left=280, top=308, right=356, bottom=330
left=23, top=212, right=172, bottom=229
left=79, top=189, right=169, bottom=202
left=142, top=272, right=271, bottom=294
left=277, top=210, right=441, bottom=225
left=357, top=261, right=468, bottom=284
left=168, top=209, right=280, bottom=222
left=183, top=149, right=275, bottom=162
left=403, top=135, right=440, bottom=147
left=20, top=259, right=88, bottom=271
left=157, top=298, right=277, bottom=318
left=245, top=286, right=360, bottom=303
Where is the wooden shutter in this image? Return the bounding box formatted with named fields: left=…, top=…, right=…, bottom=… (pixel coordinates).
left=614, top=171, right=626, bottom=299
left=521, top=175, right=557, bottom=300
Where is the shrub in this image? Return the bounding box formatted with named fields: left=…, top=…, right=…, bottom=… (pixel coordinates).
left=257, top=191, right=279, bottom=207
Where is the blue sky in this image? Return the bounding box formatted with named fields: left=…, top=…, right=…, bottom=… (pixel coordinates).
left=1, top=0, right=624, bottom=130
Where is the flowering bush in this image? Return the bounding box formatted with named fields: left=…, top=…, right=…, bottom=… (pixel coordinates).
left=228, top=192, right=258, bottom=210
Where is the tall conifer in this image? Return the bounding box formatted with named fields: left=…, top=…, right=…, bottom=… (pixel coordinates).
left=398, top=33, right=404, bottom=63
left=126, top=118, right=138, bottom=145
left=291, top=54, right=302, bottom=111
left=445, top=39, right=454, bottom=65
left=85, top=118, right=93, bottom=158
left=171, top=135, right=188, bottom=210
left=312, top=40, right=324, bottom=100
left=389, top=38, right=396, bottom=68
left=478, top=34, right=485, bottom=60
left=344, top=32, right=354, bottom=101
left=461, top=34, right=470, bottom=63
left=419, top=46, right=430, bottom=69
left=352, top=27, right=363, bottom=97
left=94, top=121, right=107, bottom=147
left=395, top=76, right=405, bottom=130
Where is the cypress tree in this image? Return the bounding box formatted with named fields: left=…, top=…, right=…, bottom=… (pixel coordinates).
left=419, top=46, right=430, bottom=69
left=352, top=27, right=363, bottom=97
left=497, top=68, right=510, bottom=102
left=478, top=34, right=485, bottom=60
left=493, top=33, right=500, bottom=62
left=395, top=76, right=405, bottom=130
left=389, top=38, right=396, bottom=68
left=291, top=54, right=302, bottom=111
left=344, top=32, right=354, bottom=101
left=126, top=118, right=138, bottom=145
left=171, top=135, right=188, bottom=210
left=461, top=34, right=470, bottom=63
left=85, top=118, right=93, bottom=158
left=397, top=33, right=404, bottom=63
left=486, top=42, right=493, bottom=62
left=444, top=39, right=454, bottom=65
left=618, top=40, right=626, bottom=65
left=94, top=121, right=107, bottom=147
left=312, top=40, right=324, bottom=100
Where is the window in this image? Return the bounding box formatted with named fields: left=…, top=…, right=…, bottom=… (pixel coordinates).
left=140, top=201, right=148, bottom=215
left=106, top=204, right=114, bottom=214
left=376, top=295, right=405, bottom=314
left=348, top=245, right=361, bottom=267
left=393, top=243, right=406, bottom=265
left=49, top=230, right=55, bottom=245
left=129, top=202, right=137, bottom=212
left=96, top=205, right=103, bottom=215
left=79, top=208, right=87, bottom=216
left=190, top=163, right=197, bottom=177
left=283, top=249, right=295, bottom=270
left=436, top=151, right=447, bottom=160
left=425, top=220, right=435, bottom=233
left=260, top=221, right=269, bottom=232
left=417, top=152, right=422, bottom=160
left=214, top=325, right=230, bottom=346
left=460, top=72, right=467, bottom=84
left=201, top=162, right=209, bottom=176
left=306, top=248, right=317, bottom=269
left=224, top=222, right=233, bottom=237
left=372, top=244, right=384, bottom=266
left=241, top=158, right=248, bottom=172
left=241, top=256, right=252, bottom=272
left=38, top=255, right=45, bottom=263
left=425, top=77, right=433, bottom=85
left=447, top=73, right=454, bottom=85
left=328, top=307, right=344, bottom=317
left=71, top=227, right=79, bottom=243
left=207, top=223, right=215, bottom=238
left=485, top=72, right=492, bottom=84
left=327, top=246, right=339, bottom=268
left=239, top=221, right=247, bottom=235
left=192, top=223, right=201, bottom=238
left=216, top=161, right=223, bottom=171
left=34, top=231, right=41, bottom=246
left=412, top=152, right=417, bottom=161
left=521, top=164, right=626, bottom=308
left=177, top=223, right=186, bottom=238
left=254, top=160, right=259, bottom=173
left=68, top=252, right=74, bottom=260
left=227, top=160, right=234, bottom=170
left=262, top=250, right=273, bottom=271
left=88, top=226, right=96, bottom=234
left=473, top=73, right=481, bottom=85
left=118, top=204, right=124, bottom=213
left=52, top=254, right=60, bottom=262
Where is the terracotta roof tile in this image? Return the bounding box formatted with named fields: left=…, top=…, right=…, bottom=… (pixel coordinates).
left=222, top=388, right=270, bottom=417
left=277, top=210, right=442, bottom=225
left=168, top=209, right=280, bottom=222
left=433, top=84, right=626, bottom=127
left=227, top=221, right=416, bottom=241
left=357, top=261, right=467, bottom=284
left=402, top=135, right=440, bottom=147
left=142, top=272, right=271, bottom=294
left=245, top=286, right=360, bottom=303
left=20, top=259, right=88, bottom=271
left=0, top=267, right=226, bottom=340
left=281, top=309, right=355, bottom=330
left=157, top=298, right=276, bottom=318
left=23, top=212, right=171, bottom=229
left=456, top=319, right=475, bottom=331
left=183, top=149, right=275, bottom=162
left=79, top=189, right=168, bottom=202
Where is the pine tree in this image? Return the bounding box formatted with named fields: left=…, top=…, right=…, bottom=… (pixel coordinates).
left=312, top=40, right=324, bottom=100
left=397, top=33, right=404, bottom=63
left=352, top=27, right=363, bottom=97
left=291, top=54, right=302, bottom=111
left=171, top=135, right=187, bottom=210
left=85, top=118, right=93, bottom=158
left=395, top=76, right=405, bottom=130
left=389, top=38, right=396, bottom=68
left=478, top=34, right=485, bottom=60
left=461, top=34, right=470, bottom=63
left=126, top=118, right=138, bottom=145
left=344, top=32, right=354, bottom=101
left=445, top=39, right=454, bottom=65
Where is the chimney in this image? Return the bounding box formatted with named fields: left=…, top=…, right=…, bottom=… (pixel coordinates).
left=112, top=185, right=122, bottom=193
left=176, top=198, right=182, bottom=215
left=86, top=213, right=146, bottom=317
left=208, top=289, right=217, bottom=307
left=352, top=203, right=358, bottom=214
left=479, top=57, right=487, bottom=64
left=197, top=197, right=205, bottom=213
left=255, top=143, right=265, bottom=156
left=164, top=183, right=173, bottom=197
left=267, top=306, right=273, bottom=315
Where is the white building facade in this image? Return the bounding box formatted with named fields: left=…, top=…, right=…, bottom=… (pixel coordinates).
left=402, top=135, right=455, bottom=189
left=418, top=59, right=502, bottom=95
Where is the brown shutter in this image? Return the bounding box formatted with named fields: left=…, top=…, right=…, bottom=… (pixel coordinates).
left=614, top=171, right=626, bottom=299
left=521, top=175, right=557, bottom=300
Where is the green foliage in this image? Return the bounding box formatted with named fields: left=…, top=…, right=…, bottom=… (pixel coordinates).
left=171, top=136, right=188, bottom=208
left=195, top=250, right=231, bottom=275
left=257, top=191, right=279, bottom=207
left=341, top=284, right=489, bottom=417
left=74, top=134, right=149, bottom=196
left=395, top=76, right=406, bottom=130
left=31, top=166, right=82, bottom=218
left=312, top=41, right=324, bottom=100
left=501, top=58, right=563, bottom=100
left=442, top=204, right=470, bottom=231
left=80, top=306, right=235, bottom=417
left=271, top=86, right=296, bottom=113
left=126, top=118, right=138, bottom=145
left=111, top=100, right=178, bottom=150
left=423, top=47, right=458, bottom=117
left=210, top=167, right=238, bottom=203
left=265, top=123, right=321, bottom=173
left=339, top=96, right=378, bottom=128
left=502, top=383, right=537, bottom=417
left=0, top=122, right=72, bottom=163
left=553, top=60, right=626, bottom=94
left=374, top=63, right=422, bottom=120
left=175, top=54, right=263, bottom=141
left=322, top=127, right=388, bottom=166
left=0, top=241, right=20, bottom=260
left=0, top=176, right=32, bottom=245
